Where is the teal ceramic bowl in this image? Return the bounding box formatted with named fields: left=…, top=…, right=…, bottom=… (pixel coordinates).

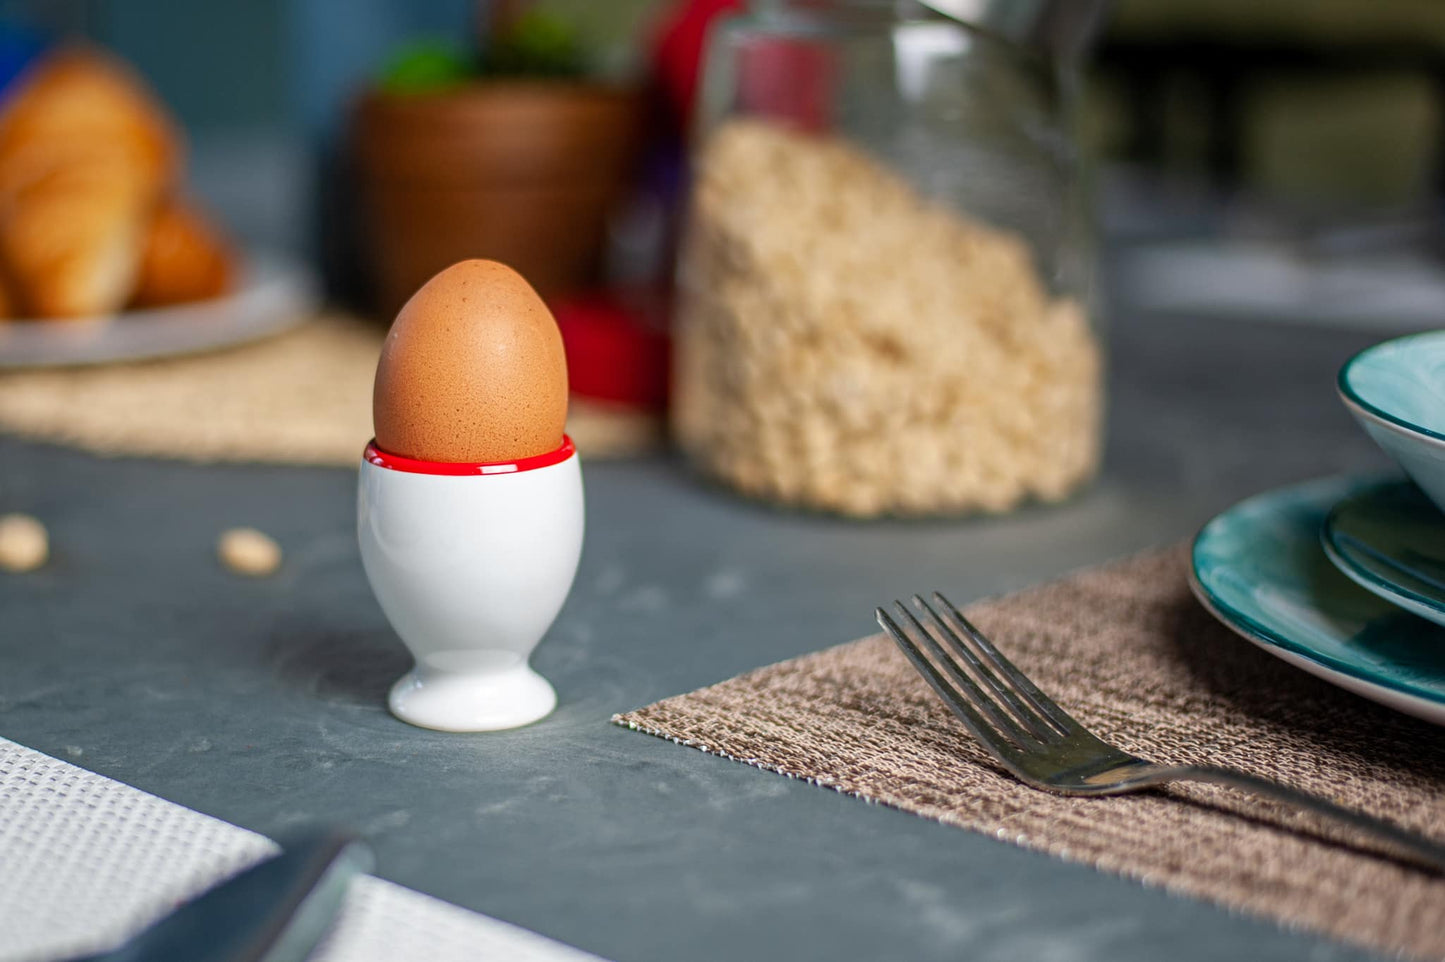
left=1338, top=330, right=1445, bottom=514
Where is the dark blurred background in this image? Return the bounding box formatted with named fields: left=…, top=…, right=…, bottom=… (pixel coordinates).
left=28, top=3, right=1436, bottom=218
left=8, top=0, right=1443, bottom=328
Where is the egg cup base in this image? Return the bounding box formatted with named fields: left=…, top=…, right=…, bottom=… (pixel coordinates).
left=388, top=662, right=558, bottom=732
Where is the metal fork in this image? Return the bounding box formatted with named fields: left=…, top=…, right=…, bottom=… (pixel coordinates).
left=877, top=592, right=1445, bottom=874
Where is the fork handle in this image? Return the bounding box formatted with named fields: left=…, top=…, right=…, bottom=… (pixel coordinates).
left=1156, top=765, right=1445, bottom=874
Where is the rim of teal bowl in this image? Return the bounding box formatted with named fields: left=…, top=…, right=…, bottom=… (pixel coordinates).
left=1337, top=330, right=1445, bottom=445
left=1189, top=501, right=1445, bottom=706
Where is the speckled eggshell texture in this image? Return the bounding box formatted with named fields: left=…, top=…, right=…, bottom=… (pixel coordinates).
left=373, top=259, right=569, bottom=463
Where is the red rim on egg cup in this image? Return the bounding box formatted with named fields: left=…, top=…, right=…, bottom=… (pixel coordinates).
left=364, top=436, right=576, bottom=476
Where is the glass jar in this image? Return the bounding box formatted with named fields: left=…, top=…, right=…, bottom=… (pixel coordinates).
left=671, top=0, right=1102, bottom=517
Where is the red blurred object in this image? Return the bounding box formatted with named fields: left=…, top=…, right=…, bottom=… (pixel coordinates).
left=551, top=291, right=671, bottom=410
left=737, top=36, right=835, bottom=133
left=651, top=0, right=743, bottom=132
left=653, top=0, right=835, bottom=135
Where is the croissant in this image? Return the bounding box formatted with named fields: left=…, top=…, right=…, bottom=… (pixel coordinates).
left=0, top=45, right=179, bottom=318
left=131, top=196, right=235, bottom=308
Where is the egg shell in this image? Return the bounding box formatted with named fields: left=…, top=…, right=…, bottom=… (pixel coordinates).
left=373, top=259, right=569, bottom=463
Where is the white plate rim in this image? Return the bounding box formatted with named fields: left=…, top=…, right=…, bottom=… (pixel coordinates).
left=0, top=249, right=318, bottom=369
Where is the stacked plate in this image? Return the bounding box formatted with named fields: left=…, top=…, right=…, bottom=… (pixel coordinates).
left=1190, top=331, right=1445, bottom=724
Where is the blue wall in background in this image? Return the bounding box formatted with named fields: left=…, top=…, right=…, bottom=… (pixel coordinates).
left=287, top=0, right=474, bottom=137
left=8, top=0, right=476, bottom=136
left=96, top=0, right=288, bottom=133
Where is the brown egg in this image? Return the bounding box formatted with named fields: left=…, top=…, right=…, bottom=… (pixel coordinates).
left=373, top=259, right=568, bottom=462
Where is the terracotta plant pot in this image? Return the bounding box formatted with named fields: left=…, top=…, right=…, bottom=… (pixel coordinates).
left=352, top=83, right=643, bottom=314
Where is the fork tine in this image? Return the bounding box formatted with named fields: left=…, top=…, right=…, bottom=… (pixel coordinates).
left=933, top=592, right=1079, bottom=734
left=876, top=605, right=1027, bottom=749
left=891, top=602, right=1034, bottom=744
left=911, top=595, right=1060, bottom=741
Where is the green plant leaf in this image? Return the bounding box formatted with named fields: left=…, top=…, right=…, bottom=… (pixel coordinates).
left=483, top=9, right=585, bottom=78
left=380, top=40, right=475, bottom=94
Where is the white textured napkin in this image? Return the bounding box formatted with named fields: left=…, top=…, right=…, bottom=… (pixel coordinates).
left=0, top=736, right=603, bottom=962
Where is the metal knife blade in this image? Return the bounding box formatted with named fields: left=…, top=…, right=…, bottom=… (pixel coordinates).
left=70, top=831, right=374, bottom=962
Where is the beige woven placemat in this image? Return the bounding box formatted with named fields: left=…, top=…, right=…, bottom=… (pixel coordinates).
left=0, top=314, right=661, bottom=464
left=615, top=545, right=1445, bottom=961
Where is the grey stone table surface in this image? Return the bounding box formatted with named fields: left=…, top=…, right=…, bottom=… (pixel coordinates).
left=0, top=306, right=1412, bottom=962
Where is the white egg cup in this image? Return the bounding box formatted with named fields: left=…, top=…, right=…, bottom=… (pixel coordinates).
left=357, top=437, right=583, bottom=732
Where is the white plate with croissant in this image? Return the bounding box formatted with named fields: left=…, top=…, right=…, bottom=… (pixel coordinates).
left=0, top=45, right=318, bottom=367
left=0, top=251, right=316, bottom=368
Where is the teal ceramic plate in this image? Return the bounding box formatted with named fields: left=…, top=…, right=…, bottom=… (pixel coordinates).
left=1190, top=476, right=1445, bottom=725
left=1322, top=479, right=1445, bottom=629
left=1338, top=330, right=1445, bottom=514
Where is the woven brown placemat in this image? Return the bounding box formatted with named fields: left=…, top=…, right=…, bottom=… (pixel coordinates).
left=0, top=314, right=662, bottom=465
left=615, top=545, right=1445, bottom=960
